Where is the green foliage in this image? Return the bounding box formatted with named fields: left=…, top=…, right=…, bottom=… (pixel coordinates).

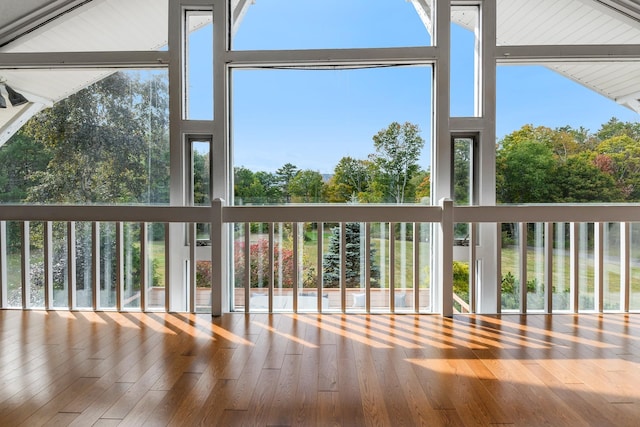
left=16, top=71, right=170, bottom=204
left=289, top=169, right=325, bottom=203
left=371, top=121, right=425, bottom=203
left=322, top=222, right=380, bottom=288
left=452, top=261, right=469, bottom=297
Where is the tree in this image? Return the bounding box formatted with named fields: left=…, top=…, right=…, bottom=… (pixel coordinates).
left=596, top=135, right=640, bottom=199
left=554, top=154, right=623, bottom=202
left=371, top=122, right=425, bottom=203
left=289, top=169, right=325, bottom=203
left=497, top=137, right=557, bottom=203
left=411, top=170, right=430, bottom=203
left=24, top=71, right=169, bottom=204
left=0, top=130, right=52, bottom=203
left=596, top=117, right=640, bottom=142
left=275, top=163, right=299, bottom=203
left=322, top=222, right=380, bottom=288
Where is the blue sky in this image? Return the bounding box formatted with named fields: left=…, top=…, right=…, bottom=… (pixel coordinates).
left=189, top=0, right=639, bottom=174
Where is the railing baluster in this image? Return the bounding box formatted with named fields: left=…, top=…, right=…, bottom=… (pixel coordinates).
left=44, top=222, right=53, bottom=310
left=496, top=222, right=502, bottom=314
left=68, top=222, right=77, bottom=310
left=116, top=222, right=123, bottom=312
left=470, top=222, right=477, bottom=314
left=621, top=222, right=630, bottom=313
left=164, top=223, right=170, bottom=312
left=268, top=222, right=274, bottom=313
left=594, top=222, right=604, bottom=313
left=293, top=222, right=299, bottom=313
left=243, top=222, right=250, bottom=312
left=188, top=223, right=196, bottom=313
left=92, top=222, right=100, bottom=311
left=519, top=222, right=527, bottom=313
left=21, top=221, right=30, bottom=309
left=0, top=221, right=5, bottom=308
left=365, top=222, right=372, bottom=313
left=340, top=222, right=346, bottom=313
left=390, top=222, right=395, bottom=313
left=413, top=222, right=419, bottom=313
left=570, top=222, right=579, bottom=313
left=140, top=222, right=147, bottom=312
left=544, top=222, right=553, bottom=314
left=317, top=222, right=323, bottom=313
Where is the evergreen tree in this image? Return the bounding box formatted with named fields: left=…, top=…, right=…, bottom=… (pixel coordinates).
left=322, top=222, right=380, bottom=288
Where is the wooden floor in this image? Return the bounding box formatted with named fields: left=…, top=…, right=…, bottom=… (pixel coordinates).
left=1, top=311, right=640, bottom=427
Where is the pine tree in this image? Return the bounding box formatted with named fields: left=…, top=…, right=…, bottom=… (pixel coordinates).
left=322, top=222, right=380, bottom=288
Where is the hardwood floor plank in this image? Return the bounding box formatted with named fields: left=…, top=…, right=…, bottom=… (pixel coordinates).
left=266, top=353, right=303, bottom=427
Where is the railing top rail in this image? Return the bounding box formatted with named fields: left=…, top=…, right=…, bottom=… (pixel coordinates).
left=455, top=204, right=640, bottom=223
left=2, top=202, right=640, bottom=224
left=223, top=204, right=443, bottom=223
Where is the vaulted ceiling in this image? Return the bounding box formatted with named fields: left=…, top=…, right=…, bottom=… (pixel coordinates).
left=0, top=0, right=639, bottom=146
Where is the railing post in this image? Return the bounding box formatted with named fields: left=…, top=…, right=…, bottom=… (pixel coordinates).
left=211, top=198, right=224, bottom=317
left=439, top=198, right=454, bottom=317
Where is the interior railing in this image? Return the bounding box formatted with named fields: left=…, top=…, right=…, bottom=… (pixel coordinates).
left=2, top=201, right=640, bottom=315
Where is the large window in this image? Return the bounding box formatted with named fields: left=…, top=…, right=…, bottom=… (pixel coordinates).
left=231, top=66, right=432, bottom=205
left=0, top=69, right=169, bottom=205
left=231, top=0, right=432, bottom=50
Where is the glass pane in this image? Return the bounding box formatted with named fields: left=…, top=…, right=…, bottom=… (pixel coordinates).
left=75, top=222, right=93, bottom=309
left=501, top=223, right=521, bottom=311
left=100, top=222, right=117, bottom=309
left=232, top=67, right=432, bottom=205
left=370, top=222, right=389, bottom=312
left=603, top=223, right=621, bottom=311
left=193, top=140, right=211, bottom=244
left=273, top=223, right=293, bottom=312
left=233, top=224, right=247, bottom=312
left=418, top=223, right=431, bottom=312
left=123, top=223, right=141, bottom=310
left=147, top=223, right=166, bottom=310
left=0, top=69, right=169, bottom=206
left=321, top=222, right=340, bottom=313
left=249, top=223, right=270, bottom=312
left=395, top=223, right=413, bottom=313
left=4, top=0, right=169, bottom=53
left=6, top=222, right=22, bottom=308
left=630, top=223, right=640, bottom=311
left=552, top=222, right=571, bottom=311
left=185, top=10, right=213, bottom=120
left=231, top=0, right=432, bottom=50
left=195, top=260, right=212, bottom=313
left=299, top=222, right=323, bottom=312
left=527, top=223, right=545, bottom=312
left=578, top=223, right=595, bottom=311
left=52, top=222, right=69, bottom=308
left=451, top=6, right=478, bottom=117
left=344, top=223, right=367, bottom=313
left=29, top=222, right=45, bottom=308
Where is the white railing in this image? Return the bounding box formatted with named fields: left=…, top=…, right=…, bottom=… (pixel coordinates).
left=2, top=201, right=640, bottom=315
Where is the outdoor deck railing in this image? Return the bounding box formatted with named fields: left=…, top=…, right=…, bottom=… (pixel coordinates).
left=2, top=200, right=640, bottom=315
